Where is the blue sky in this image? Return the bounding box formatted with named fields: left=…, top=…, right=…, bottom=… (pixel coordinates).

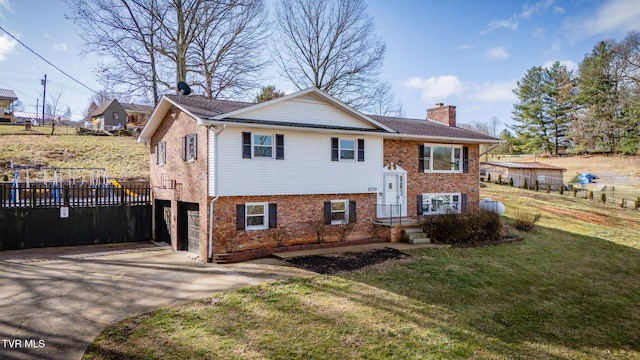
left=1, top=0, right=640, bottom=129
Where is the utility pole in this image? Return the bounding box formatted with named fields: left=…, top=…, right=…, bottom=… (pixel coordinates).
left=41, top=74, right=47, bottom=125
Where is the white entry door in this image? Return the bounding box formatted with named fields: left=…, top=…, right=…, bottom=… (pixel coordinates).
left=381, top=172, right=406, bottom=218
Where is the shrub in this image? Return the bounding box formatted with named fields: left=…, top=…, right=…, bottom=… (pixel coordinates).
left=337, top=222, right=355, bottom=241
left=513, top=211, right=541, bottom=231
left=588, top=190, right=594, bottom=200
left=429, top=211, right=503, bottom=245
left=522, top=178, right=528, bottom=190
left=635, top=197, right=640, bottom=209
left=509, top=178, right=514, bottom=187
left=307, top=215, right=327, bottom=243
left=487, top=173, right=492, bottom=182
left=559, top=186, right=564, bottom=195
left=601, top=193, right=607, bottom=204
left=534, top=180, right=539, bottom=192
left=546, top=183, right=551, bottom=193
left=620, top=198, right=627, bottom=208
left=573, top=188, right=578, bottom=197
left=270, top=226, right=289, bottom=247
left=497, top=175, right=502, bottom=185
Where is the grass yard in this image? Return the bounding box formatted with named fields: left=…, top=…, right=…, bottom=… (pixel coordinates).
left=0, top=124, right=149, bottom=181
left=83, top=183, right=640, bottom=359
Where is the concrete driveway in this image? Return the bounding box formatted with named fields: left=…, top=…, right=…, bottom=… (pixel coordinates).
left=0, top=242, right=315, bottom=360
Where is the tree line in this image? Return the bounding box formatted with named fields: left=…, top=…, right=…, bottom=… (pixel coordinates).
left=508, top=31, right=640, bottom=155
left=66, top=0, right=400, bottom=115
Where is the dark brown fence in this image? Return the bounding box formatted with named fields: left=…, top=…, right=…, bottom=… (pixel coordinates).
left=0, top=183, right=150, bottom=208
left=0, top=182, right=152, bottom=251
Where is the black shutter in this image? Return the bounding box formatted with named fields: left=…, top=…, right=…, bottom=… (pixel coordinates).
left=418, top=145, right=425, bottom=172
left=182, top=136, right=187, bottom=161
left=463, top=146, right=469, bottom=173
left=275, top=134, right=284, bottom=160
left=242, top=132, right=252, bottom=158
left=357, top=139, right=365, bottom=162
left=192, top=134, right=197, bottom=160
left=461, top=194, right=468, bottom=213
left=331, top=137, right=339, bottom=161
left=349, top=200, right=357, bottom=223
left=324, top=201, right=332, bottom=224
left=268, top=203, right=278, bottom=228
left=236, top=204, right=245, bottom=230
left=417, top=194, right=423, bottom=215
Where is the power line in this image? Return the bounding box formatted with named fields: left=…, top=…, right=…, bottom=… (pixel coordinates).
left=0, top=25, right=98, bottom=95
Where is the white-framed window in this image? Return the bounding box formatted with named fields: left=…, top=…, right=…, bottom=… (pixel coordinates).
left=242, top=132, right=284, bottom=160
left=421, top=193, right=461, bottom=214
left=156, top=141, right=166, bottom=165
left=253, top=134, right=273, bottom=157
left=183, top=134, right=197, bottom=161
left=330, top=200, right=349, bottom=224
left=420, top=144, right=463, bottom=173
left=331, top=138, right=365, bottom=162
left=339, top=139, right=355, bottom=160
left=245, top=202, right=268, bottom=230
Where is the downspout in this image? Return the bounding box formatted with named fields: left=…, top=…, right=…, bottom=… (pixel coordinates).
left=208, top=124, right=226, bottom=262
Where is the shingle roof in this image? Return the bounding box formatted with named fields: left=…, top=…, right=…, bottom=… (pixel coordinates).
left=164, top=94, right=499, bottom=141
left=483, top=162, right=566, bottom=171
left=90, top=99, right=117, bottom=117
left=370, top=115, right=498, bottom=141
left=165, top=95, right=252, bottom=118
left=121, top=102, right=153, bottom=113
left=0, top=89, right=18, bottom=100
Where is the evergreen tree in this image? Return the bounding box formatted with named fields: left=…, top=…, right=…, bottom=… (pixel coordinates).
left=545, top=62, right=576, bottom=154
left=512, top=66, right=551, bottom=154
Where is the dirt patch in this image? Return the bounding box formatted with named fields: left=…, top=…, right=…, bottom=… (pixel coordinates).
left=285, top=247, right=412, bottom=274
left=537, top=205, right=615, bottom=227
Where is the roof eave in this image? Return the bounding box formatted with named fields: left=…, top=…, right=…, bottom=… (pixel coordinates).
left=383, top=132, right=503, bottom=145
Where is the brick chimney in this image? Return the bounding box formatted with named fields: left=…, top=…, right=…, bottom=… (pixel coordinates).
left=426, top=103, right=456, bottom=127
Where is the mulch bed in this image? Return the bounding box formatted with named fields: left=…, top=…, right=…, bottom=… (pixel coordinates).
left=285, top=247, right=411, bottom=274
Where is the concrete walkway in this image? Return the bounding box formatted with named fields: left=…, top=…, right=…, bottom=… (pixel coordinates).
left=0, top=242, right=315, bottom=360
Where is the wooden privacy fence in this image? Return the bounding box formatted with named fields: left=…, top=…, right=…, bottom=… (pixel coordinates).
left=0, top=182, right=152, bottom=251
left=0, top=183, right=151, bottom=208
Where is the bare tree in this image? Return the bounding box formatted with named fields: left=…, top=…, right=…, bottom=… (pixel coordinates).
left=67, top=0, right=268, bottom=104
left=272, top=0, right=388, bottom=111
left=188, top=0, right=268, bottom=99
left=67, top=0, right=164, bottom=104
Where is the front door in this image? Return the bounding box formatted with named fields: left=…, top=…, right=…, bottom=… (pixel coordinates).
left=379, top=166, right=407, bottom=218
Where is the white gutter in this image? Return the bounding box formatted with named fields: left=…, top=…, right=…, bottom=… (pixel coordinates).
left=207, top=124, right=226, bottom=262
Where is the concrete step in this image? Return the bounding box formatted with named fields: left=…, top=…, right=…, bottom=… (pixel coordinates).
left=402, top=228, right=424, bottom=235
left=406, top=232, right=428, bottom=241
left=407, top=236, right=431, bottom=244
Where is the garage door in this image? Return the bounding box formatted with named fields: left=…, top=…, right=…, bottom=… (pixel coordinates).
left=178, top=202, right=199, bottom=255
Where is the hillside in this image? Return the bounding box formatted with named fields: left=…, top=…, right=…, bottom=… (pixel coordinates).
left=0, top=125, right=149, bottom=182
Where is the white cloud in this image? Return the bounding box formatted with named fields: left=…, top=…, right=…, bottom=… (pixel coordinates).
left=0, top=0, right=11, bottom=18
left=51, top=42, right=67, bottom=52
left=404, top=76, right=516, bottom=104
left=565, top=0, right=640, bottom=39
left=404, top=76, right=467, bottom=103
left=542, top=60, right=578, bottom=73
left=483, top=0, right=562, bottom=34
left=485, top=46, right=510, bottom=60
left=0, top=34, right=17, bottom=61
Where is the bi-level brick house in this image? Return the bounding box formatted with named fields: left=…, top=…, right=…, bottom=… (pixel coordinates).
left=139, top=88, right=497, bottom=262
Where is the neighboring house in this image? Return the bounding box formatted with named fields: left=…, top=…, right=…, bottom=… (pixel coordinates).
left=90, top=99, right=128, bottom=131
left=481, top=162, right=566, bottom=189
left=13, top=112, right=61, bottom=125
left=121, top=102, right=153, bottom=128
left=138, top=88, right=498, bottom=262
left=0, top=89, right=18, bottom=123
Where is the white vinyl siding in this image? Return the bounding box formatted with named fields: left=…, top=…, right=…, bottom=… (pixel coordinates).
left=214, top=128, right=382, bottom=196
left=236, top=94, right=377, bottom=130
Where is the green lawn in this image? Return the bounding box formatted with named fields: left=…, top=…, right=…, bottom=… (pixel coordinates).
left=84, top=184, right=640, bottom=359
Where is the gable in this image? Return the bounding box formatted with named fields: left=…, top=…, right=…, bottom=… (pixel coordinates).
left=229, top=93, right=378, bottom=130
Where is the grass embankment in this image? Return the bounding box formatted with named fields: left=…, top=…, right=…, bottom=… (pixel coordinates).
left=0, top=124, right=149, bottom=181
left=84, top=183, right=640, bottom=359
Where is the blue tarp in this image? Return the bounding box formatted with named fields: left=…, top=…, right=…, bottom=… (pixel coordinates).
left=576, top=173, right=599, bottom=184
